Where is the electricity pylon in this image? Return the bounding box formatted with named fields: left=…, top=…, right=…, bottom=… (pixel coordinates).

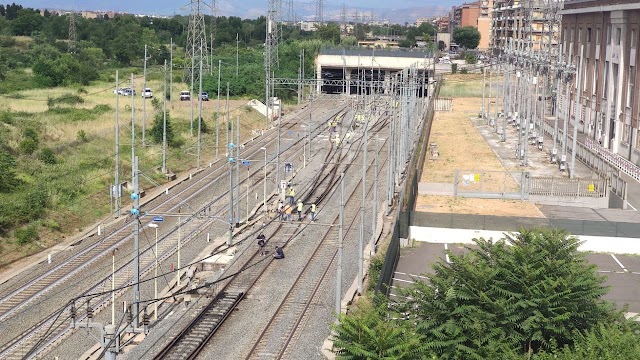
left=184, top=0, right=211, bottom=84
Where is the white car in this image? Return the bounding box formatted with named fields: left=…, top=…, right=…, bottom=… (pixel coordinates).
left=142, top=88, right=153, bottom=98
left=180, top=91, right=190, bottom=101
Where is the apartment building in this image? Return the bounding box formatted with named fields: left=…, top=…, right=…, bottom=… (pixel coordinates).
left=491, top=0, right=559, bottom=54
left=561, top=0, right=640, bottom=163
left=449, top=0, right=493, bottom=50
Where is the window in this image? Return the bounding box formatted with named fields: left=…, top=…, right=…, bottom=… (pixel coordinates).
left=584, top=59, right=589, bottom=92
left=616, top=27, right=622, bottom=45
left=587, top=28, right=592, bottom=43
left=593, top=59, right=599, bottom=95
left=628, top=66, right=635, bottom=108
left=632, top=30, right=637, bottom=49
left=596, top=28, right=601, bottom=44
left=578, top=28, right=582, bottom=43
left=607, top=25, right=612, bottom=44
left=622, top=124, right=631, bottom=144
left=603, top=61, right=609, bottom=98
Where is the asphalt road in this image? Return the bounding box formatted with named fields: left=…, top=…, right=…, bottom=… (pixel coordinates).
left=391, top=242, right=640, bottom=313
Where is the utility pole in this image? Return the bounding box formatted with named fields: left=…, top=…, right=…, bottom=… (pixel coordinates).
left=371, top=134, right=378, bottom=256
left=216, top=60, right=222, bottom=160
left=142, top=44, right=148, bottom=147
left=481, top=64, right=486, bottom=119
left=236, top=33, right=239, bottom=76
left=197, top=45, right=204, bottom=168
left=228, top=141, right=235, bottom=246
left=336, top=173, right=344, bottom=317
left=131, top=74, right=135, bottom=176
left=114, top=71, right=120, bottom=218
left=131, top=156, right=141, bottom=329
left=235, top=116, right=240, bottom=226
left=225, top=83, right=230, bottom=155
left=358, top=117, right=368, bottom=295
left=162, top=60, right=167, bottom=174
left=170, top=38, right=173, bottom=108
left=570, top=44, right=584, bottom=178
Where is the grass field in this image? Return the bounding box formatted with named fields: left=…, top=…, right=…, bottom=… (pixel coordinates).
left=0, top=75, right=271, bottom=268
left=416, top=91, right=543, bottom=218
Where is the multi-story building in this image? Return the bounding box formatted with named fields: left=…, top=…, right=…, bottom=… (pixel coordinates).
left=437, top=16, right=450, bottom=32
left=477, top=0, right=493, bottom=50
left=491, top=0, right=559, bottom=54
left=561, top=0, right=640, bottom=162
left=449, top=0, right=493, bottom=51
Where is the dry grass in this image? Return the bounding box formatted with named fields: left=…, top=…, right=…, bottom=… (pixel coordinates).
left=417, top=93, right=543, bottom=218
left=422, top=97, right=505, bottom=183
left=416, top=195, right=545, bottom=217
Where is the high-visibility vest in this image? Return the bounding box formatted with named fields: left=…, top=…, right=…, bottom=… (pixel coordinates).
left=289, top=188, right=295, bottom=197
left=297, top=202, right=303, bottom=211
left=311, top=204, right=316, bottom=213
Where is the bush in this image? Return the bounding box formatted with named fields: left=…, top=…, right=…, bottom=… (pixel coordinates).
left=465, top=53, right=477, bottom=64
left=15, top=224, right=38, bottom=245
left=54, top=93, right=84, bottom=105
left=39, top=148, right=56, bottom=164
left=77, top=130, right=88, bottom=142
left=19, top=137, right=38, bottom=154
left=452, top=63, right=458, bottom=74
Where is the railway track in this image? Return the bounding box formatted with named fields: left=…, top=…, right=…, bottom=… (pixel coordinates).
left=149, top=106, right=390, bottom=359
left=0, top=99, right=347, bottom=360
left=245, top=117, right=390, bottom=360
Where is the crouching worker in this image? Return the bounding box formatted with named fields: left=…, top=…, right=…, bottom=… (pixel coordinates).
left=257, top=234, right=266, bottom=256
left=273, top=246, right=285, bottom=259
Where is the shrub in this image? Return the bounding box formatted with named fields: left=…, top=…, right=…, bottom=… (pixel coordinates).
left=15, top=224, right=39, bottom=245
left=77, top=130, right=88, bottom=142
left=92, top=104, right=110, bottom=114
left=19, top=137, right=38, bottom=154
left=39, top=148, right=56, bottom=164
left=54, top=93, right=84, bottom=105
left=452, top=63, right=458, bottom=74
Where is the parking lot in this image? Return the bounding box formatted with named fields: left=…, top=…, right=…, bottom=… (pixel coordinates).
left=391, top=242, right=640, bottom=313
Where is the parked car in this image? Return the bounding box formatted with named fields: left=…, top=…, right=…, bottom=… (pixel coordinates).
left=142, top=88, right=153, bottom=98
left=200, top=92, right=209, bottom=101
left=122, top=88, right=136, bottom=96
left=113, top=87, right=124, bottom=95
left=180, top=90, right=191, bottom=101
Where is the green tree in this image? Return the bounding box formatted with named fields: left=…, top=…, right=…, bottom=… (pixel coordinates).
left=533, top=323, right=640, bottom=359
left=332, top=296, right=429, bottom=359
left=150, top=112, right=176, bottom=147
left=397, top=228, right=617, bottom=358
left=453, top=26, right=481, bottom=49
left=10, top=8, right=43, bottom=36
left=316, top=24, right=340, bottom=45
left=0, top=149, right=20, bottom=192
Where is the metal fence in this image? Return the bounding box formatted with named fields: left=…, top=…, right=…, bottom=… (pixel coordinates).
left=434, top=97, right=452, bottom=111
left=453, top=169, right=610, bottom=200
left=527, top=176, right=607, bottom=197
left=411, top=212, right=640, bottom=238
left=585, top=138, right=640, bottom=181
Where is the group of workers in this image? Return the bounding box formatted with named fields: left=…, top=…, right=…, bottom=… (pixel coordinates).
left=256, top=233, right=284, bottom=259
left=277, top=187, right=317, bottom=222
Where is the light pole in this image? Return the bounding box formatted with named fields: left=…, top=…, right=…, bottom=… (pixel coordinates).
left=148, top=223, right=159, bottom=320
left=177, top=207, right=181, bottom=287
left=111, top=248, right=118, bottom=325
left=228, top=142, right=235, bottom=246
left=216, top=60, right=222, bottom=160
left=261, top=147, right=267, bottom=209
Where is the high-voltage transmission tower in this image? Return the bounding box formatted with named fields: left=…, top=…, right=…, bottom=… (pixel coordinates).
left=68, top=12, right=77, bottom=53
left=265, top=0, right=282, bottom=125
left=184, top=0, right=211, bottom=84
left=316, top=0, right=324, bottom=25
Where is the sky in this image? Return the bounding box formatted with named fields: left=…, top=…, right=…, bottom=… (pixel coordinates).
left=11, top=0, right=458, bottom=23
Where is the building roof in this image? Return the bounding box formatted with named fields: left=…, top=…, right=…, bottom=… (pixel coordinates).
left=319, top=48, right=435, bottom=58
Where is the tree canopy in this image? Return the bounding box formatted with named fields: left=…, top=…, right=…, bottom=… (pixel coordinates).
left=453, top=26, right=481, bottom=49
left=332, top=228, right=632, bottom=359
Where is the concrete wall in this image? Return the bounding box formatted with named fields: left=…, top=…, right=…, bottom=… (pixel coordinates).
left=528, top=194, right=610, bottom=208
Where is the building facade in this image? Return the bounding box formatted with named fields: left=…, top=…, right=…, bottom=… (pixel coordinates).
left=561, top=0, right=640, bottom=163
left=491, top=0, right=559, bottom=54
left=449, top=0, right=493, bottom=51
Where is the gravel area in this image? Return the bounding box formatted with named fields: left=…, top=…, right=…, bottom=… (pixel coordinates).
left=193, top=101, right=395, bottom=360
